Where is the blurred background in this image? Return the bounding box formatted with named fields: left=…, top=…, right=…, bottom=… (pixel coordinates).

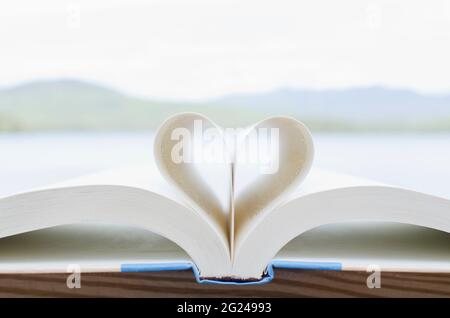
left=1, top=0, right=449, bottom=197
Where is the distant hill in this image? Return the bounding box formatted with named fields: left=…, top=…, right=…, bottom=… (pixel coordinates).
left=0, top=79, right=182, bottom=131
left=0, top=79, right=267, bottom=131
left=213, top=87, right=450, bottom=123
left=0, top=79, right=449, bottom=132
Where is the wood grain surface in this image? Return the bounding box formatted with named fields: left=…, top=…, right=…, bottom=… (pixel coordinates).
left=0, top=269, right=449, bottom=297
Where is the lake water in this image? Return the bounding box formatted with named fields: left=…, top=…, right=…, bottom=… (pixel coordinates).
left=0, top=132, right=450, bottom=199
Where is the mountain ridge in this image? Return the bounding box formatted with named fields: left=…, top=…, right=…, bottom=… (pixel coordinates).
left=211, top=86, right=450, bottom=121
left=0, top=79, right=449, bottom=132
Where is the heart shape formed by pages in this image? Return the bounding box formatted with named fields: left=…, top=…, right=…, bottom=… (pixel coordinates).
left=154, top=113, right=314, bottom=250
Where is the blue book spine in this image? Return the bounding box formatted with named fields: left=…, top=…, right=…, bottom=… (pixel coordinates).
left=121, top=260, right=342, bottom=285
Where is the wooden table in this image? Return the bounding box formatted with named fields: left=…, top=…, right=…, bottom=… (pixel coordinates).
left=0, top=269, right=449, bottom=297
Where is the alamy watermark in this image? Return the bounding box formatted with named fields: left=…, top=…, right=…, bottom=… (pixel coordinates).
left=66, top=3, right=81, bottom=30
left=365, top=4, right=382, bottom=30
left=66, top=264, right=81, bottom=289
left=366, top=264, right=381, bottom=289
left=170, top=119, right=280, bottom=174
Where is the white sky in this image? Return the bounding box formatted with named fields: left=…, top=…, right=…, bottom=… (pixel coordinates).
left=1, top=0, right=450, bottom=100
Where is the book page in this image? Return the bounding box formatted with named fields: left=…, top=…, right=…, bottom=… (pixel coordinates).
left=154, top=113, right=232, bottom=246
left=0, top=165, right=232, bottom=278
left=233, top=116, right=314, bottom=257
left=232, top=170, right=450, bottom=278
left=0, top=224, right=190, bottom=273
left=276, top=222, right=450, bottom=273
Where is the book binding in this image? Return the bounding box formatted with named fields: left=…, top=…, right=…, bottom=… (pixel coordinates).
left=121, top=261, right=342, bottom=285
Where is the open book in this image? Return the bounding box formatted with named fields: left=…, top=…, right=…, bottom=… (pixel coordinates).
left=0, top=113, right=449, bottom=284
